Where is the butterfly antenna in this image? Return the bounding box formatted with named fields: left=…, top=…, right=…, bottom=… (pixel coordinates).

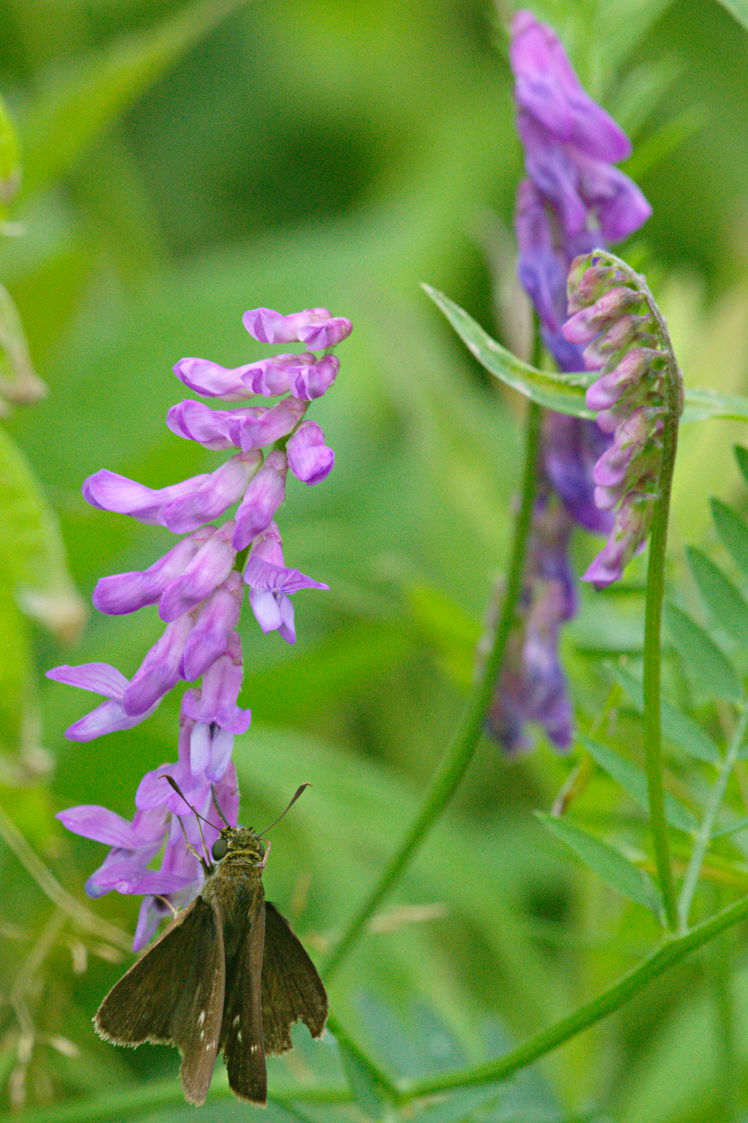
left=259, top=783, right=311, bottom=836
left=163, top=776, right=221, bottom=867
left=210, top=785, right=232, bottom=828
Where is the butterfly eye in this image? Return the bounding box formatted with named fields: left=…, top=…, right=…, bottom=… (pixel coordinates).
left=211, top=837, right=229, bottom=861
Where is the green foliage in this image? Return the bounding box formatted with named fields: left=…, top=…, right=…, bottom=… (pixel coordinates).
left=535, top=811, right=662, bottom=914
left=3, top=1, right=748, bottom=1121
left=665, top=603, right=742, bottom=703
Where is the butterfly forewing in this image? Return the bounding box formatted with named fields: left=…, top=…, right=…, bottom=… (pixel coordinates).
left=219, top=881, right=268, bottom=1103
left=261, top=901, right=328, bottom=1054
left=94, top=896, right=226, bottom=1106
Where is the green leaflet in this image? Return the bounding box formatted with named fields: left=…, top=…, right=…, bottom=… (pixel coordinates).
left=716, top=0, right=748, bottom=33
left=423, top=284, right=593, bottom=417
left=535, top=812, right=662, bottom=915
left=0, top=94, right=20, bottom=215
left=0, top=427, right=84, bottom=642
left=665, top=603, right=742, bottom=704
left=583, top=736, right=697, bottom=834
left=686, top=546, right=748, bottom=645
left=735, top=445, right=748, bottom=490
left=711, top=499, right=748, bottom=581
left=612, top=666, right=720, bottom=765
left=424, top=285, right=748, bottom=424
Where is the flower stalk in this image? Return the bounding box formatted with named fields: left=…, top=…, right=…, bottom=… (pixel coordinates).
left=325, top=400, right=542, bottom=978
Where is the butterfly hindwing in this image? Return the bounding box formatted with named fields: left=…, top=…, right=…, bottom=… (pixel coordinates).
left=220, top=882, right=267, bottom=1104
left=94, top=896, right=226, bottom=1106
left=261, top=900, right=328, bottom=1055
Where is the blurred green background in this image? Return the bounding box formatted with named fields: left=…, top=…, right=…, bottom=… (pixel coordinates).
left=3, top=0, right=748, bottom=1119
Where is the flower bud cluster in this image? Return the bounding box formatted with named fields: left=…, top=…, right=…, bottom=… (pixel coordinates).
left=563, top=256, right=671, bottom=587
left=50, top=305, right=351, bottom=947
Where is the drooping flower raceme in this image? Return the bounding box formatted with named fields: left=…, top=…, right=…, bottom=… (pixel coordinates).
left=486, top=10, right=651, bottom=752
left=49, top=305, right=351, bottom=949
left=563, top=252, right=681, bottom=588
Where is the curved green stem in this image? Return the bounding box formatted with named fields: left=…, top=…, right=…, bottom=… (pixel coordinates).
left=678, top=704, right=748, bottom=930
left=641, top=401, right=679, bottom=930
left=638, top=267, right=683, bottom=933
left=398, top=889, right=748, bottom=1101
left=324, top=401, right=543, bottom=979
left=326, top=1013, right=401, bottom=1102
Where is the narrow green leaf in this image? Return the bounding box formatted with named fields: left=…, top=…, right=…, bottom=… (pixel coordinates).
left=535, top=812, right=661, bottom=914
left=424, top=285, right=748, bottom=424
left=582, top=736, right=697, bottom=834
left=0, top=94, right=20, bottom=213
left=665, top=604, right=742, bottom=703
left=335, top=1039, right=386, bottom=1118
left=735, top=445, right=748, bottom=490
left=0, top=286, right=46, bottom=407
left=711, top=499, right=748, bottom=580
left=686, top=545, right=748, bottom=644
left=423, top=284, right=592, bottom=417
left=681, top=388, right=748, bottom=424
left=715, top=0, right=748, bottom=33
left=0, top=428, right=85, bottom=642
left=612, top=665, right=721, bottom=764
left=22, top=0, right=249, bottom=196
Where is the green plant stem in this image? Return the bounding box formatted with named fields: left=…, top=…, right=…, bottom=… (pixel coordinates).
left=398, top=890, right=748, bottom=1101
left=324, top=401, right=543, bottom=980
left=678, top=704, right=748, bottom=930
left=326, top=1012, right=402, bottom=1102
left=640, top=278, right=683, bottom=933
left=641, top=430, right=678, bottom=929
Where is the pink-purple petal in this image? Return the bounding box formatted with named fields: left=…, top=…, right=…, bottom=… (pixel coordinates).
left=46, top=661, right=129, bottom=697
left=56, top=805, right=144, bottom=848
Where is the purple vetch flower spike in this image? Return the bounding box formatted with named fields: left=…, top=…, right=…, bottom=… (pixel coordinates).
left=52, top=298, right=349, bottom=939
left=46, top=662, right=161, bottom=739
left=563, top=250, right=682, bottom=587
left=233, top=449, right=288, bottom=551
left=511, top=11, right=651, bottom=242
left=509, top=7, right=651, bottom=541
left=243, top=306, right=353, bottom=350
left=244, top=522, right=328, bottom=644
left=287, top=419, right=335, bottom=485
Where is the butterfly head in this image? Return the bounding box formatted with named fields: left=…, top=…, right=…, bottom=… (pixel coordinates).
left=210, top=825, right=266, bottom=866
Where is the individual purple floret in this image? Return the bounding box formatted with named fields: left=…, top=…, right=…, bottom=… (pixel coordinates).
left=50, top=304, right=350, bottom=946
left=562, top=252, right=679, bottom=587
left=488, top=11, right=651, bottom=754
